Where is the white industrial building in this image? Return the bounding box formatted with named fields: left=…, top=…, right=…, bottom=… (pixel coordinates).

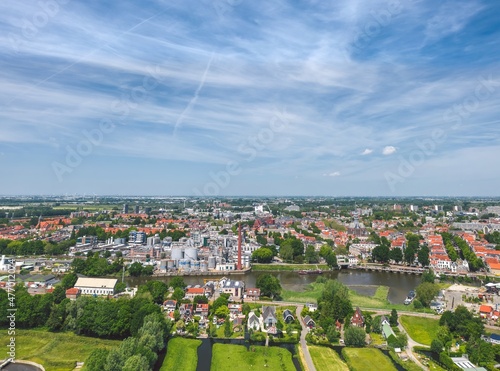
left=74, top=277, right=118, bottom=296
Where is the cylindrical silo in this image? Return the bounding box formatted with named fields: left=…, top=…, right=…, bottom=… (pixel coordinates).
left=171, top=247, right=184, bottom=261
left=193, top=261, right=201, bottom=270
left=208, top=256, right=216, bottom=269
left=184, top=247, right=198, bottom=261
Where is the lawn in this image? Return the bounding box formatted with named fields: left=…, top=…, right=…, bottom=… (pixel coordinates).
left=281, top=282, right=324, bottom=303
left=0, top=329, right=120, bottom=371
left=160, top=337, right=201, bottom=371
left=309, top=345, right=348, bottom=371
left=369, top=333, right=386, bottom=346
left=400, top=316, right=440, bottom=346
left=211, top=343, right=296, bottom=371
left=282, top=282, right=435, bottom=312
left=342, top=348, right=397, bottom=371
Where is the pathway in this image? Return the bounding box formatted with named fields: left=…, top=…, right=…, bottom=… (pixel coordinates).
left=296, top=305, right=316, bottom=371
left=397, top=322, right=428, bottom=371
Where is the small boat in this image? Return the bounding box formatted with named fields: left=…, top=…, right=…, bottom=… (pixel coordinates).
left=404, top=290, right=416, bottom=305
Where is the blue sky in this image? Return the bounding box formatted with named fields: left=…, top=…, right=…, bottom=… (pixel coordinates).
left=0, top=0, right=499, bottom=196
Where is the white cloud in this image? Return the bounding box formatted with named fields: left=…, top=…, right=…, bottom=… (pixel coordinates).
left=382, top=146, right=397, bottom=155
left=323, top=171, right=341, bottom=177
left=361, top=148, right=373, bottom=155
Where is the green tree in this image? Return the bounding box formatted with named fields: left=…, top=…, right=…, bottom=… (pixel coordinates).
left=85, top=349, right=110, bottom=371
left=224, top=317, right=232, bottom=337
left=415, top=282, right=439, bottom=307
left=371, top=316, right=382, bottom=334
left=389, top=309, right=398, bottom=326
left=431, top=339, right=444, bottom=354
left=397, top=332, right=408, bottom=348
left=169, top=277, right=186, bottom=290
left=52, top=285, right=66, bottom=304
left=279, top=244, right=294, bottom=262
left=144, top=281, right=169, bottom=304
left=212, top=294, right=229, bottom=312
left=256, top=274, right=282, bottom=299
left=372, top=245, right=390, bottom=263
left=319, top=245, right=332, bottom=259
left=256, top=234, right=268, bottom=245
left=215, top=306, right=230, bottom=318
left=418, top=245, right=430, bottom=267
left=171, top=287, right=185, bottom=303
left=61, top=273, right=78, bottom=289
left=324, top=251, right=337, bottom=268
left=115, top=282, right=127, bottom=293
left=305, top=245, right=320, bottom=263
left=128, top=262, right=143, bottom=277
left=193, top=295, right=208, bottom=305
left=71, top=258, right=87, bottom=274
left=436, top=326, right=452, bottom=347
left=404, top=246, right=415, bottom=265
left=344, top=326, right=366, bottom=347
left=326, top=325, right=340, bottom=342
left=389, top=247, right=403, bottom=263
left=122, top=355, right=151, bottom=371
left=252, top=247, right=274, bottom=263
left=105, top=348, right=124, bottom=371
left=421, top=269, right=436, bottom=283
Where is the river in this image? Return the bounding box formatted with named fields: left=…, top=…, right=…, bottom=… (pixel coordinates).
left=127, top=269, right=422, bottom=304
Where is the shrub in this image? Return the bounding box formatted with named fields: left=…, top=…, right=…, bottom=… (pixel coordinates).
left=413, top=299, right=423, bottom=309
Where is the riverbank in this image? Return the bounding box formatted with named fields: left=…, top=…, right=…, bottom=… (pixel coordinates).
left=153, top=267, right=252, bottom=277
left=252, top=264, right=329, bottom=272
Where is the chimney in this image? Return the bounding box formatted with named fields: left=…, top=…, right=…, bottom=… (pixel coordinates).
left=237, top=223, right=242, bottom=270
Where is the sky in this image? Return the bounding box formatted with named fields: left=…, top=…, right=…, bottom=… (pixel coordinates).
left=0, top=0, right=499, bottom=197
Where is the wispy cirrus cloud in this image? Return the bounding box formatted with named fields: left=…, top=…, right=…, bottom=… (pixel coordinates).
left=0, top=0, right=499, bottom=195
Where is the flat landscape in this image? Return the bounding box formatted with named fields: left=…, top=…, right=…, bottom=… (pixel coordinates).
left=0, top=329, right=120, bottom=371
left=211, top=344, right=296, bottom=371
left=342, top=348, right=397, bottom=371
left=160, top=338, right=201, bottom=371
left=400, top=315, right=440, bottom=346
left=309, top=345, right=349, bottom=371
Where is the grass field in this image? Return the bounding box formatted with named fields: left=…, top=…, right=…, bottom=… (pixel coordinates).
left=342, top=348, right=397, bottom=371
left=281, top=282, right=324, bottom=303
left=400, top=316, right=440, bottom=346
left=211, top=344, right=296, bottom=371
left=309, top=345, right=348, bottom=371
left=0, top=329, right=120, bottom=371
left=160, top=338, right=201, bottom=371
left=282, top=282, right=417, bottom=311
left=252, top=264, right=329, bottom=272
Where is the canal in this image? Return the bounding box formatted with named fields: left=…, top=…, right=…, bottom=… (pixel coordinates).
left=127, top=269, right=422, bottom=304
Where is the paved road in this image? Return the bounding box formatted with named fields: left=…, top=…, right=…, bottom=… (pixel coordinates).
left=296, top=305, right=316, bottom=371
